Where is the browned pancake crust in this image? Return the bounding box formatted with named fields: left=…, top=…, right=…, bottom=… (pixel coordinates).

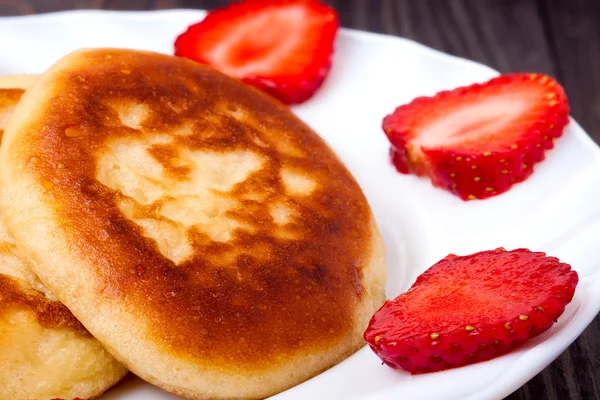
left=0, top=274, right=88, bottom=335
left=19, top=50, right=374, bottom=369
left=0, top=89, right=24, bottom=137
left=0, top=87, right=89, bottom=336
left=0, top=88, right=23, bottom=107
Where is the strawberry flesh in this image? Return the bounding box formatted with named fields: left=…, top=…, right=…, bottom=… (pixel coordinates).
left=174, top=0, right=339, bottom=104
left=364, top=248, right=578, bottom=373
left=383, top=73, right=570, bottom=200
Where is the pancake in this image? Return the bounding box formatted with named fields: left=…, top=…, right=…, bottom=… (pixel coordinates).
left=0, top=74, right=36, bottom=89
left=0, top=49, right=387, bottom=399
left=0, top=79, right=127, bottom=399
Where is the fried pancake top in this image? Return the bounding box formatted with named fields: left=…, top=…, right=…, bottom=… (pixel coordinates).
left=0, top=89, right=24, bottom=137
left=0, top=86, right=88, bottom=335
left=9, top=49, right=375, bottom=369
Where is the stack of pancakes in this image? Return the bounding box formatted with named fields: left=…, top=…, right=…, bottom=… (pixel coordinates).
left=0, top=49, right=386, bottom=399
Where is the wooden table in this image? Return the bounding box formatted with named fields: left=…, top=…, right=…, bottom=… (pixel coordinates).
left=1, top=1, right=598, bottom=399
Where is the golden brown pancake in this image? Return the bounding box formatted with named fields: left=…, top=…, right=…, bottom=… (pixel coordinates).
left=0, top=49, right=387, bottom=399
left=0, top=80, right=127, bottom=399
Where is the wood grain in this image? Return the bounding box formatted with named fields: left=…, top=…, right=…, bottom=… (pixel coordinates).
left=540, top=0, right=600, bottom=148
left=1, top=1, right=599, bottom=399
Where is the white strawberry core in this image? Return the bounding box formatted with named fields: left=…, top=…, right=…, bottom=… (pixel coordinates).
left=414, top=94, right=531, bottom=151
left=206, top=5, right=319, bottom=78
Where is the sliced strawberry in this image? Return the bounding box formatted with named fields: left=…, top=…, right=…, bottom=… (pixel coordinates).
left=383, top=73, right=570, bottom=200
left=364, top=248, right=578, bottom=374
left=174, top=0, right=339, bottom=104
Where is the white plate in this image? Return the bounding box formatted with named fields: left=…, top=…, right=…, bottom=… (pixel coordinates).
left=1, top=9, right=600, bottom=400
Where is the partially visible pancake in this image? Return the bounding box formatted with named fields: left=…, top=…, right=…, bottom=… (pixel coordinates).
left=0, top=74, right=36, bottom=89
left=0, top=80, right=127, bottom=399
left=0, top=75, right=36, bottom=135
left=1, top=49, right=387, bottom=399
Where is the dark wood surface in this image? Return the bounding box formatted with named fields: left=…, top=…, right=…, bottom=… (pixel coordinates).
left=1, top=1, right=598, bottom=399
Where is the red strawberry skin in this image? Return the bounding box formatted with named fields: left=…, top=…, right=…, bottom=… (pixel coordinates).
left=383, top=74, right=570, bottom=200
left=364, top=248, right=578, bottom=374
left=174, top=0, right=339, bottom=104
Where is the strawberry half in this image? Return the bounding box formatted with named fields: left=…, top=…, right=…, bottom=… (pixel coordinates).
left=364, top=248, right=578, bottom=374
left=382, top=73, right=570, bottom=200
left=174, top=0, right=339, bottom=104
